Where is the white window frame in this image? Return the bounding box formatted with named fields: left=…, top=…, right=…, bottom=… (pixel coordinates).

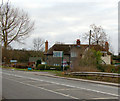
left=53, top=51, right=63, bottom=57
left=71, top=52, right=77, bottom=57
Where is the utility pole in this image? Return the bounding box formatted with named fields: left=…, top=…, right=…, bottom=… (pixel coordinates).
left=89, top=30, right=92, bottom=48
left=2, top=0, right=3, bottom=5
left=0, top=0, right=2, bottom=67
left=62, top=51, right=64, bottom=71
left=0, top=45, right=1, bottom=66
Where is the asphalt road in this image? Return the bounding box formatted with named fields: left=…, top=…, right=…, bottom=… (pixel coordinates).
left=2, top=69, right=120, bottom=100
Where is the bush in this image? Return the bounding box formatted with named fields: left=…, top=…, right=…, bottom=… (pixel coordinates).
left=104, top=65, right=119, bottom=73
left=96, top=64, right=105, bottom=72
left=46, top=65, right=61, bottom=71
left=15, top=64, right=28, bottom=69
left=36, top=59, right=41, bottom=67
left=64, top=66, right=69, bottom=70
left=37, top=64, right=45, bottom=70
left=96, top=64, right=119, bottom=73
left=36, top=64, right=69, bottom=71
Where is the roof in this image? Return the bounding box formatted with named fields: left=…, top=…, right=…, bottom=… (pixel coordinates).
left=29, top=57, right=41, bottom=62
left=46, top=44, right=72, bottom=55
left=45, top=44, right=111, bottom=55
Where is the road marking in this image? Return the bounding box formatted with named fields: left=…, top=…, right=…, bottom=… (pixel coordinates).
left=4, top=77, right=79, bottom=99
left=22, top=80, right=37, bottom=83
left=37, top=84, right=56, bottom=86
left=22, top=81, right=56, bottom=86
left=2, top=72, right=119, bottom=97
left=55, top=88, right=78, bottom=91
left=90, top=97, right=118, bottom=100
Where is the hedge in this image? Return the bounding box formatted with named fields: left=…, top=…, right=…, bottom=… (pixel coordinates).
left=37, top=64, right=69, bottom=71
left=37, top=64, right=45, bottom=70
left=96, top=64, right=120, bottom=73
left=15, top=64, right=28, bottom=69
left=36, top=59, right=41, bottom=67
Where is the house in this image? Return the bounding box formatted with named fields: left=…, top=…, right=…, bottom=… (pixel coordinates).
left=44, top=39, right=112, bottom=69
left=28, top=57, right=41, bottom=66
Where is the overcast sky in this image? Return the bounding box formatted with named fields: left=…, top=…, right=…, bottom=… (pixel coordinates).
left=2, top=0, right=119, bottom=55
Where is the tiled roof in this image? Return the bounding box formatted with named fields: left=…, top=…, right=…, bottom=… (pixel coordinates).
left=29, top=57, right=41, bottom=62
left=46, top=44, right=72, bottom=55
left=45, top=44, right=111, bottom=55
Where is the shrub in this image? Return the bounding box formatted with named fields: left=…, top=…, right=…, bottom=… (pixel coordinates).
left=36, top=59, right=41, bottom=67
left=64, top=66, right=69, bottom=70
left=15, top=64, right=28, bottom=69
left=96, top=64, right=119, bottom=73
left=47, top=65, right=61, bottom=71
left=36, top=65, right=69, bottom=71
left=104, top=65, right=119, bottom=73
left=96, top=64, right=105, bottom=72
left=37, top=64, right=45, bottom=70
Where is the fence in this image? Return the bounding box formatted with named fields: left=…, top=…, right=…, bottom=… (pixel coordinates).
left=65, top=72, right=120, bottom=78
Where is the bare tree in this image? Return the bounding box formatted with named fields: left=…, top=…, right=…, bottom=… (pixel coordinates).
left=83, top=24, right=107, bottom=46
left=0, top=1, right=34, bottom=49
left=33, top=37, right=44, bottom=51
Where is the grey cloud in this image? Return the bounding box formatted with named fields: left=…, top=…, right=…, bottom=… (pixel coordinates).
left=9, top=0, right=118, bottom=54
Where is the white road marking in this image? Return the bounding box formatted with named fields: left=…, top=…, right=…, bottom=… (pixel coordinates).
left=90, top=97, right=118, bottom=100
left=22, top=80, right=37, bottom=83
left=96, top=84, right=116, bottom=88
left=2, top=72, right=119, bottom=97
left=22, top=80, right=56, bottom=86
left=55, top=88, right=78, bottom=91
left=4, top=77, right=79, bottom=99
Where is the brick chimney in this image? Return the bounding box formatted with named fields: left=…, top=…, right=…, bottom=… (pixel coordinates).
left=105, top=41, right=109, bottom=52
left=45, top=40, right=48, bottom=53
left=76, top=39, right=80, bottom=45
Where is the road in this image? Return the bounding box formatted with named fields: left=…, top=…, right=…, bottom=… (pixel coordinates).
left=2, top=69, right=119, bottom=100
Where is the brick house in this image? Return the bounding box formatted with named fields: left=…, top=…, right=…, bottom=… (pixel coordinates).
left=44, top=39, right=111, bottom=69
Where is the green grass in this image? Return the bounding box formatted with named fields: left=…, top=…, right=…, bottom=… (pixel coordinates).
left=2, top=66, right=27, bottom=71
left=2, top=66, right=15, bottom=69
left=15, top=68, right=27, bottom=71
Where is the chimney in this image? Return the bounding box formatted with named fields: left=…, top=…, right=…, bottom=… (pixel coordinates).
left=76, top=39, right=80, bottom=45
left=45, top=40, right=48, bottom=53
left=105, top=41, right=109, bottom=52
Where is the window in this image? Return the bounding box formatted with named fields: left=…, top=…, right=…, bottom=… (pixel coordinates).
left=54, top=64, right=60, bottom=66
left=102, top=53, right=107, bottom=57
left=71, top=52, right=77, bottom=57
left=53, top=51, right=63, bottom=57
left=101, top=51, right=107, bottom=57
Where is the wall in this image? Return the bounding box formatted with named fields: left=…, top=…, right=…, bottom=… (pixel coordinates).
left=101, top=55, right=111, bottom=64
left=46, top=55, right=70, bottom=66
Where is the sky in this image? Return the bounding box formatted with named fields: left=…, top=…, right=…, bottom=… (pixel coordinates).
left=2, top=0, right=119, bottom=55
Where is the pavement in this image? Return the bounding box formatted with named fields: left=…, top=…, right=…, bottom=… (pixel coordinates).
left=1, top=69, right=120, bottom=100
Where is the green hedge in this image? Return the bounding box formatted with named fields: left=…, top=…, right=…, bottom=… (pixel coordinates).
left=15, top=64, right=28, bottom=69
left=37, top=64, right=45, bottom=70
left=37, top=64, right=69, bottom=71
